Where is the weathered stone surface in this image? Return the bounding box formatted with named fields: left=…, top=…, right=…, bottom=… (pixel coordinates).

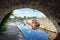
left=0, top=0, right=60, bottom=39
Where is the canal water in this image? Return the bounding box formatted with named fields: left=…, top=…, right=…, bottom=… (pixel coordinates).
left=16, top=20, right=48, bottom=40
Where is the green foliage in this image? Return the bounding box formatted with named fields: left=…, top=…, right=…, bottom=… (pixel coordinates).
left=0, top=12, right=13, bottom=32
left=16, top=16, right=37, bottom=20
left=23, top=16, right=37, bottom=20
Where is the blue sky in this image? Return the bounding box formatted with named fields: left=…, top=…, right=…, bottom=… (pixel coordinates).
left=10, top=8, right=46, bottom=18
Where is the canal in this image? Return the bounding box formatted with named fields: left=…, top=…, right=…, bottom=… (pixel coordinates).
left=16, top=20, right=48, bottom=40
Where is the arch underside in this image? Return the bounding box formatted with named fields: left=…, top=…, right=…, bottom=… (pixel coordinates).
left=0, top=0, right=60, bottom=40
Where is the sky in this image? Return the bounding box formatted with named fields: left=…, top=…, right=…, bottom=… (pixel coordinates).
left=10, top=8, right=46, bottom=18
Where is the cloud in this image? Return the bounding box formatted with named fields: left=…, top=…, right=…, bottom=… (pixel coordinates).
left=10, top=8, right=46, bottom=18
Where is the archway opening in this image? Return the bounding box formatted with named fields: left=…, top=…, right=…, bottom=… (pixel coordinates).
left=9, top=8, right=57, bottom=40
left=1, top=8, right=57, bottom=40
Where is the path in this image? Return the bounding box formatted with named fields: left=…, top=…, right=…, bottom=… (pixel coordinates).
left=0, top=22, right=25, bottom=40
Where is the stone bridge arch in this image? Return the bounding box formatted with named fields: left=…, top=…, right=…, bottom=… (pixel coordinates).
left=0, top=0, right=60, bottom=40
left=0, top=0, right=59, bottom=26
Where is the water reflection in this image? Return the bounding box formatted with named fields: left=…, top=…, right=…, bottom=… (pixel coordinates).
left=16, top=20, right=48, bottom=40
